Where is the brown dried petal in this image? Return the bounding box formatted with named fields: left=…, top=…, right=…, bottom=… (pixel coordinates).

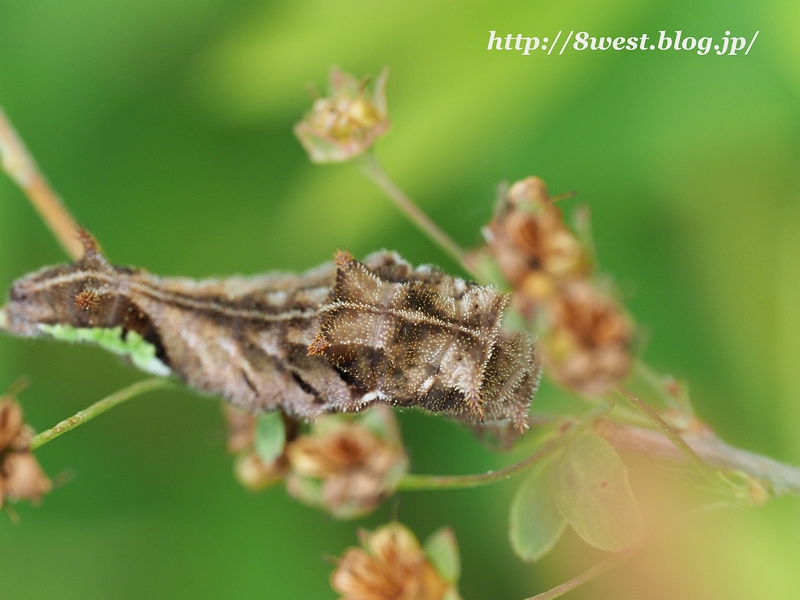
left=366, top=523, right=423, bottom=566
left=322, top=472, right=384, bottom=513
left=331, top=524, right=450, bottom=600
left=544, top=281, right=633, bottom=396
left=234, top=452, right=286, bottom=491
left=287, top=424, right=384, bottom=477
left=223, top=403, right=256, bottom=455
left=2, top=451, right=52, bottom=503
left=484, top=176, right=590, bottom=308
left=286, top=415, right=408, bottom=518
left=0, top=398, right=25, bottom=451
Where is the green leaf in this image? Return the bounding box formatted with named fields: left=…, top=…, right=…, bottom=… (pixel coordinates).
left=358, top=405, right=395, bottom=440
left=552, top=431, right=644, bottom=552
left=424, top=527, right=460, bottom=584
left=254, top=411, right=286, bottom=464
left=509, top=460, right=567, bottom=561
left=39, top=324, right=170, bottom=376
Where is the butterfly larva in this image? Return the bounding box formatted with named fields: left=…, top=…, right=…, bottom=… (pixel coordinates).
left=4, top=236, right=540, bottom=438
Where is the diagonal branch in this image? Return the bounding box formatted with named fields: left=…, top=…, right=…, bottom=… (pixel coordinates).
left=0, top=105, right=83, bottom=260
left=525, top=554, right=629, bottom=600
left=400, top=409, right=800, bottom=499
left=31, top=378, right=175, bottom=450
left=594, top=418, right=800, bottom=497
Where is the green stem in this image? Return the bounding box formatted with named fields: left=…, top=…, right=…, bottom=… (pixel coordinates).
left=357, top=152, right=481, bottom=280
left=398, top=401, right=614, bottom=491
left=31, top=378, right=174, bottom=450
left=525, top=554, right=628, bottom=600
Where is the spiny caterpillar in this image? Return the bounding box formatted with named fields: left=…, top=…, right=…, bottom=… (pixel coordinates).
left=4, top=234, right=540, bottom=439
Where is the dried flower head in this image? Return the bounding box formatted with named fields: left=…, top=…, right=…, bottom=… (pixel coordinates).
left=483, top=177, right=591, bottom=314
left=331, top=523, right=461, bottom=600
left=286, top=406, right=407, bottom=519
left=223, top=404, right=288, bottom=491
left=233, top=451, right=287, bottom=491
left=0, top=394, right=51, bottom=506
left=543, top=280, right=633, bottom=396
left=295, top=67, right=390, bottom=163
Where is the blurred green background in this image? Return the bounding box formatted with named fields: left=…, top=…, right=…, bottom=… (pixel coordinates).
left=1, top=0, right=799, bottom=598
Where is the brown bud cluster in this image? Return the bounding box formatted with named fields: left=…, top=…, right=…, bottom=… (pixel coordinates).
left=224, top=404, right=407, bottom=519
left=295, top=67, right=390, bottom=163
left=331, top=523, right=460, bottom=600
left=482, top=176, right=634, bottom=396
left=0, top=394, right=52, bottom=506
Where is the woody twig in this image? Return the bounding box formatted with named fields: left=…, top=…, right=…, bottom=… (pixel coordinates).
left=0, top=106, right=83, bottom=260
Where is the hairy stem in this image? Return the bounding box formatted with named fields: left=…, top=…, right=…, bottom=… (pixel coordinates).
left=525, top=554, right=628, bottom=600
left=31, top=378, right=175, bottom=450
left=358, top=152, right=482, bottom=280
left=594, top=418, right=800, bottom=497
left=0, top=105, right=83, bottom=260
left=618, top=386, right=717, bottom=486
left=398, top=401, right=614, bottom=491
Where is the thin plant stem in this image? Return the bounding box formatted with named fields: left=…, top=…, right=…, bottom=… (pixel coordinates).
left=618, top=386, right=718, bottom=486
left=357, top=151, right=481, bottom=280
left=525, top=554, right=629, bottom=600
left=0, top=105, right=83, bottom=260
left=595, top=417, right=800, bottom=497
left=397, top=401, right=614, bottom=491
left=634, top=360, right=695, bottom=415
left=31, top=378, right=174, bottom=450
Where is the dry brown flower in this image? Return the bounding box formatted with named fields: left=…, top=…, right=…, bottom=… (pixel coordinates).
left=223, top=403, right=407, bottom=510
left=0, top=396, right=51, bottom=506
left=233, top=451, right=287, bottom=491
left=222, top=404, right=288, bottom=491
left=295, top=67, right=390, bottom=163
left=543, top=280, right=633, bottom=396
left=479, top=175, right=635, bottom=395
left=286, top=406, right=407, bottom=519
left=223, top=403, right=257, bottom=455
left=0, top=396, right=27, bottom=450
left=331, top=523, right=459, bottom=600
left=483, top=177, right=591, bottom=316
left=3, top=451, right=52, bottom=502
